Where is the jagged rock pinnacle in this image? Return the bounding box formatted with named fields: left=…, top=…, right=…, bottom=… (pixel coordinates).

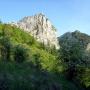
left=13, top=13, right=60, bottom=49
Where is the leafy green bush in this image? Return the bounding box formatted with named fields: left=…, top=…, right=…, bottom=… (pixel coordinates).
left=33, top=53, right=41, bottom=69
left=13, top=45, right=29, bottom=63
left=0, top=38, right=11, bottom=61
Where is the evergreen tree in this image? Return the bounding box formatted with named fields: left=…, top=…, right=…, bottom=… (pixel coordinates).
left=59, top=41, right=85, bottom=80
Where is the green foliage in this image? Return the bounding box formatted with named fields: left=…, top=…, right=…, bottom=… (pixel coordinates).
left=0, top=61, right=82, bottom=90
left=59, top=31, right=90, bottom=89
left=13, top=45, right=29, bottom=63
left=72, top=31, right=90, bottom=48
left=33, top=53, right=42, bottom=70
left=81, top=68, right=90, bottom=88
left=0, top=23, right=88, bottom=90
left=60, top=43, right=87, bottom=81
left=0, top=25, right=12, bottom=61
left=0, top=23, right=59, bottom=71
left=52, top=25, right=57, bottom=31
left=0, top=38, right=11, bottom=61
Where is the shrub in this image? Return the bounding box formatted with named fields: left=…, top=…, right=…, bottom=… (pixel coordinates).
left=0, top=25, right=12, bottom=61
left=33, top=53, right=41, bottom=70
left=14, top=45, right=29, bottom=63
left=0, top=37, right=12, bottom=61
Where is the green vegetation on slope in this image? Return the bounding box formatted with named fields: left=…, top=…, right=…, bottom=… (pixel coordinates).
left=0, top=24, right=59, bottom=71
left=0, top=24, right=89, bottom=90
left=59, top=31, right=90, bottom=89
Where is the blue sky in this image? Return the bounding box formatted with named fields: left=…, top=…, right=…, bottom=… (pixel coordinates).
left=0, top=0, right=90, bottom=36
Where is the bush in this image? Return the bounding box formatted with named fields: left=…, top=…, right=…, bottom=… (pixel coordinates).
left=14, top=45, right=29, bottom=63
left=0, top=37, right=12, bottom=61
left=33, top=53, right=41, bottom=69
left=0, top=25, right=12, bottom=61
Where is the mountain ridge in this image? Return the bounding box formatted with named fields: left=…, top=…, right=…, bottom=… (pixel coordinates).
left=11, top=13, right=60, bottom=49
left=59, top=30, right=90, bottom=51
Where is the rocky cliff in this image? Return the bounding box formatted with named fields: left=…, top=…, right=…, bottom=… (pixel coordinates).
left=12, top=13, right=60, bottom=49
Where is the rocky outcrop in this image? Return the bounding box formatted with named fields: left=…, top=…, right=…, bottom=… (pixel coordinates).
left=13, top=13, right=60, bottom=49
left=86, top=43, right=90, bottom=51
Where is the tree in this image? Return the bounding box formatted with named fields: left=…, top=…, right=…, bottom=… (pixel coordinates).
left=59, top=41, right=85, bottom=80
left=14, top=45, right=29, bottom=63
left=0, top=25, right=11, bottom=61
left=0, top=38, right=11, bottom=61
left=33, top=53, right=41, bottom=70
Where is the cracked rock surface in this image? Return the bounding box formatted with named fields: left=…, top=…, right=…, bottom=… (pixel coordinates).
left=13, top=13, right=60, bottom=49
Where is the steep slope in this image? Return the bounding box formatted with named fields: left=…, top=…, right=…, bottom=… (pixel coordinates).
left=0, top=24, right=81, bottom=90
left=12, top=13, right=60, bottom=49
left=58, top=31, right=90, bottom=89
left=0, top=24, right=58, bottom=71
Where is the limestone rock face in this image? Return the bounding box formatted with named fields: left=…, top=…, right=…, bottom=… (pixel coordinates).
left=86, top=43, right=90, bottom=51
left=14, top=13, right=59, bottom=49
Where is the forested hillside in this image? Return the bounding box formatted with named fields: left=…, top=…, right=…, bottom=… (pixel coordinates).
left=0, top=23, right=90, bottom=90
left=59, top=31, right=90, bottom=89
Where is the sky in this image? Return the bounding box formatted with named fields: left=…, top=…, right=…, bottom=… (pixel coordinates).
left=0, top=0, right=90, bottom=36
